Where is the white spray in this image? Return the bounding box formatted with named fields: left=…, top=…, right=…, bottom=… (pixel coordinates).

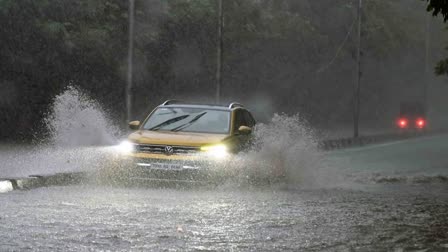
left=44, top=85, right=120, bottom=147
left=226, top=114, right=337, bottom=188
left=0, top=86, right=121, bottom=178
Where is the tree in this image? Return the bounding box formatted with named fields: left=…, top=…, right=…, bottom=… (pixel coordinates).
left=425, top=0, right=448, bottom=22
left=0, top=0, right=444, bottom=140
left=423, top=0, right=448, bottom=75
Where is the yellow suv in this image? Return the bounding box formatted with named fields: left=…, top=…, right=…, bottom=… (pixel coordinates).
left=117, top=100, right=256, bottom=182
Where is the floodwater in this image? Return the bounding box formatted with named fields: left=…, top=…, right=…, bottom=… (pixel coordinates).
left=1, top=135, right=448, bottom=251
left=1, top=182, right=447, bottom=251
left=1, top=87, right=448, bottom=251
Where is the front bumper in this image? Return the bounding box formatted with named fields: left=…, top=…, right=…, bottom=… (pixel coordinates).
left=125, top=153, right=229, bottom=183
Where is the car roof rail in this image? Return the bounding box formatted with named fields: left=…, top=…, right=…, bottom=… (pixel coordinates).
left=228, top=102, right=244, bottom=109
left=161, top=100, right=181, bottom=106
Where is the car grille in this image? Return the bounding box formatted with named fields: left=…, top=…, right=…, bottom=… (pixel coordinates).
left=136, top=144, right=201, bottom=155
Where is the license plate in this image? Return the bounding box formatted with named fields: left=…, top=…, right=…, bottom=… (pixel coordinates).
left=151, top=163, right=182, bottom=170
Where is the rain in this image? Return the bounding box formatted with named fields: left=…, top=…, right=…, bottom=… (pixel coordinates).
left=1, top=0, right=448, bottom=251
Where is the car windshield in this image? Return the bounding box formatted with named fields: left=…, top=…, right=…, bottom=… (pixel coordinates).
left=143, top=107, right=230, bottom=134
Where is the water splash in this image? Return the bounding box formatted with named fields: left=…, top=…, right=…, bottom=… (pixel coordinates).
left=1, top=86, right=122, bottom=179
left=44, top=85, right=121, bottom=147
left=228, top=114, right=335, bottom=187
left=1, top=90, right=337, bottom=188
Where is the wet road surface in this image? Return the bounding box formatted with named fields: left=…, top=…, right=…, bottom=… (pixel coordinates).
left=1, top=185, right=448, bottom=251
left=1, top=135, right=448, bottom=251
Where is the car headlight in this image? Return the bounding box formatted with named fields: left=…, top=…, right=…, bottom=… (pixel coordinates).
left=115, top=140, right=136, bottom=154
left=200, top=144, right=229, bottom=159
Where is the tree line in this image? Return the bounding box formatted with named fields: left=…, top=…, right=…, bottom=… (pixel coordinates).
left=0, top=0, right=446, bottom=141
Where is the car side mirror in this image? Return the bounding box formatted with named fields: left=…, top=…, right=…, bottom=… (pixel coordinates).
left=129, top=121, right=140, bottom=130
left=238, top=125, right=252, bottom=135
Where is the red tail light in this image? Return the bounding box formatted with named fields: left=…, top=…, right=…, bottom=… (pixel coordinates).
left=397, top=118, right=408, bottom=128
left=416, top=118, right=425, bottom=128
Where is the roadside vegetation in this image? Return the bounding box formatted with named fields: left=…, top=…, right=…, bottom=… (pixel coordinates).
left=1, top=0, right=446, bottom=140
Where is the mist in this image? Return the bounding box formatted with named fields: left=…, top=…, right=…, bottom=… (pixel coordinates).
left=1, top=0, right=448, bottom=139
left=3, top=2, right=448, bottom=251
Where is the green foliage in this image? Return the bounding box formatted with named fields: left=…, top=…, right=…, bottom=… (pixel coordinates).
left=435, top=58, right=448, bottom=74
left=424, top=0, right=448, bottom=21
left=364, top=1, right=421, bottom=54
left=0, top=0, right=441, bottom=140
left=0, top=0, right=129, bottom=140
left=423, top=0, right=448, bottom=76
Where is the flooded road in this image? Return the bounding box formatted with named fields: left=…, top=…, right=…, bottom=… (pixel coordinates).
left=1, top=184, right=448, bottom=251
left=2, top=130, right=448, bottom=251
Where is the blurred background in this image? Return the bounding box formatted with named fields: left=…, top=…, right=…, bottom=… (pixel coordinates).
left=1, top=0, right=448, bottom=141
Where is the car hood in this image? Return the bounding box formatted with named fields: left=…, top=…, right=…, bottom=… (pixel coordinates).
left=128, top=130, right=230, bottom=147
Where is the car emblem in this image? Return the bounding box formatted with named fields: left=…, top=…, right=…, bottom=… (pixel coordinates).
left=165, top=146, right=174, bottom=155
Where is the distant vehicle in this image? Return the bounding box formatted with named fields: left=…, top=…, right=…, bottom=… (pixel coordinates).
left=396, top=101, right=426, bottom=130
left=116, top=100, right=257, bottom=183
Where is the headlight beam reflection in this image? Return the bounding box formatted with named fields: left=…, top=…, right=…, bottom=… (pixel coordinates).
left=201, top=144, right=229, bottom=159
left=115, top=140, right=135, bottom=154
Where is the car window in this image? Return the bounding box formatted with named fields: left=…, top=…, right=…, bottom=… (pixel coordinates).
left=242, top=110, right=256, bottom=127
left=233, top=109, right=247, bottom=130
left=234, top=109, right=255, bottom=129
left=143, top=107, right=231, bottom=134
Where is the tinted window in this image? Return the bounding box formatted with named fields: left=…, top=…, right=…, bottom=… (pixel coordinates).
left=234, top=110, right=247, bottom=129
left=243, top=110, right=256, bottom=127
left=234, top=109, right=255, bottom=129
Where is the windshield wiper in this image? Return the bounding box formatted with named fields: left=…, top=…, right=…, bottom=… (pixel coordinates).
left=171, top=112, right=207, bottom=132
left=148, top=115, right=189, bottom=131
